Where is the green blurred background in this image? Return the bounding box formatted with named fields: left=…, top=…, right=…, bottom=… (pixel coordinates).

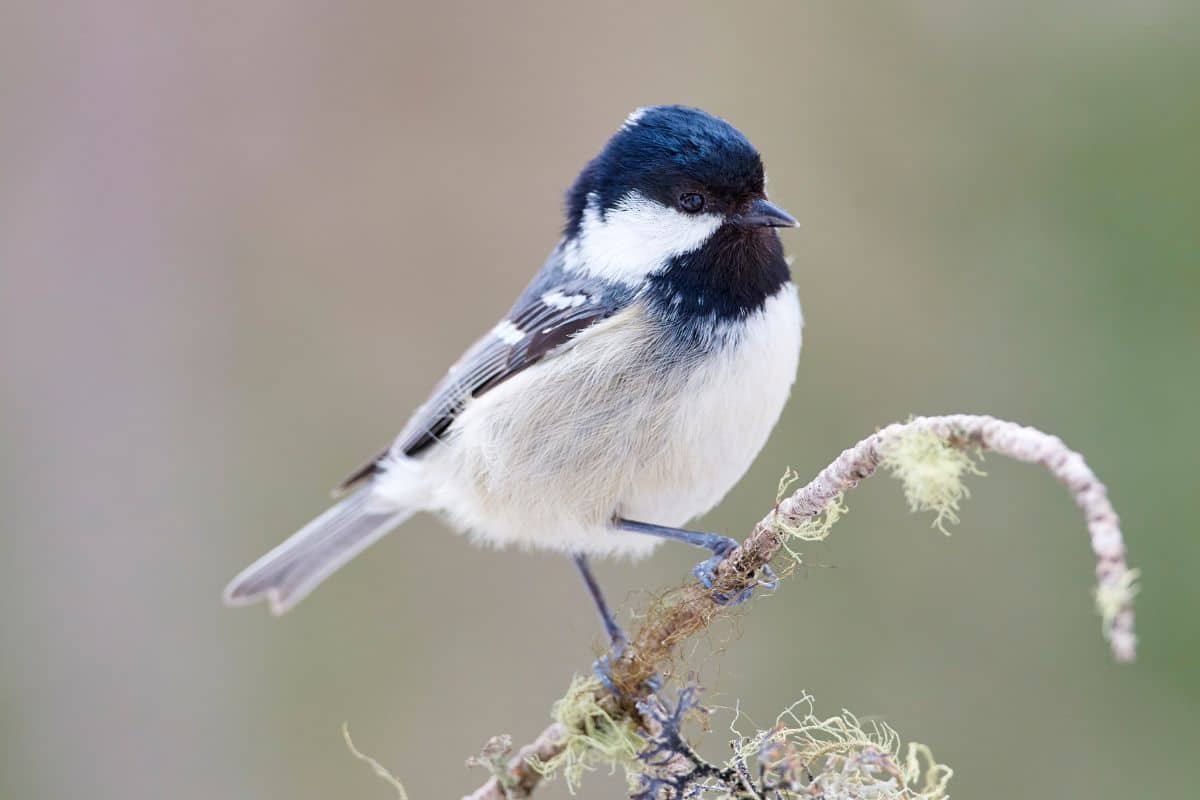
left=2, top=2, right=1197, bottom=798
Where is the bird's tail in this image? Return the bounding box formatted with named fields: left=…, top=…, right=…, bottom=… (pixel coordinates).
left=223, top=489, right=413, bottom=615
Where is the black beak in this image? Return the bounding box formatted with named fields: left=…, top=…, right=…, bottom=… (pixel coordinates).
left=738, top=198, right=799, bottom=229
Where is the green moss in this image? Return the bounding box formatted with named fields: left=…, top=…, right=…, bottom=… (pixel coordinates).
left=880, top=427, right=984, bottom=533
left=527, top=675, right=645, bottom=794
left=728, top=693, right=952, bottom=799
left=1094, top=566, right=1141, bottom=634
left=773, top=467, right=848, bottom=567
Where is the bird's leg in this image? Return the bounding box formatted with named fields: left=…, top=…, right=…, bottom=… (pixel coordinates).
left=574, top=553, right=625, bottom=646
left=614, top=518, right=778, bottom=605
left=574, top=554, right=640, bottom=693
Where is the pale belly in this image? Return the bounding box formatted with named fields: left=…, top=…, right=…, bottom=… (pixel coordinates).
left=419, top=285, right=803, bottom=558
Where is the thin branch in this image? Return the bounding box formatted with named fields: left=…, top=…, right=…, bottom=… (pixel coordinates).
left=461, top=414, right=1137, bottom=799
left=463, top=723, right=567, bottom=800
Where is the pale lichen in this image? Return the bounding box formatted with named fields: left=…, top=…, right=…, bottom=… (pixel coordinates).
left=624, top=685, right=953, bottom=800
left=725, top=693, right=952, bottom=800
left=880, top=425, right=984, bottom=532
left=527, top=674, right=645, bottom=793
left=774, top=467, right=848, bottom=567
left=1095, top=565, right=1141, bottom=638
left=465, top=734, right=518, bottom=795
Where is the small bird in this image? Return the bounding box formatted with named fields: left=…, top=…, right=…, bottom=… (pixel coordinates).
left=224, top=105, right=802, bottom=640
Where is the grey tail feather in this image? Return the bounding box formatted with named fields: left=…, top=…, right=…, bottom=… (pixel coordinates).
left=222, top=490, right=412, bottom=615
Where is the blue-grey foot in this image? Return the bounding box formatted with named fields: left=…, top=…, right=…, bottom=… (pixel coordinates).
left=593, top=650, right=662, bottom=695
left=615, top=519, right=778, bottom=605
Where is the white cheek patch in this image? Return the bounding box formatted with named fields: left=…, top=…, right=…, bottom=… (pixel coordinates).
left=563, top=191, right=723, bottom=285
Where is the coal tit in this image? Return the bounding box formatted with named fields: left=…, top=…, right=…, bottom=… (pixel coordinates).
left=225, top=105, right=802, bottom=630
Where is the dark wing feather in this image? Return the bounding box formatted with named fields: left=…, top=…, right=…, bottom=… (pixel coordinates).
left=334, top=272, right=631, bottom=494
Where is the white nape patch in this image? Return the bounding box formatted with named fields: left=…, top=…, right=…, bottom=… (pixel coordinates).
left=621, top=107, right=650, bottom=130
left=563, top=191, right=723, bottom=285
left=492, top=320, right=525, bottom=345
left=541, top=290, right=587, bottom=310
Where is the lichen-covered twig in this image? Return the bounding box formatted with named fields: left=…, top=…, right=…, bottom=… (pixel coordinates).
left=463, top=723, right=568, bottom=800
left=461, top=414, right=1137, bottom=799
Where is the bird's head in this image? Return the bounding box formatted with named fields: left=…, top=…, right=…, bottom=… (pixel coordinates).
left=562, top=105, right=796, bottom=285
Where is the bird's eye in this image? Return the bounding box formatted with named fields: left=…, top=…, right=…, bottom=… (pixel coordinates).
left=678, top=192, right=705, bottom=213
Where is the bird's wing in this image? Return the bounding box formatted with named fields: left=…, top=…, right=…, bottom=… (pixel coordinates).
left=334, top=267, right=633, bottom=493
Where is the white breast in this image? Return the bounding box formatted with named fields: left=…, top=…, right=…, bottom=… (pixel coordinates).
left=620, top=285, right=804, bottom=528
left=413, top=284, right=803, bottom=559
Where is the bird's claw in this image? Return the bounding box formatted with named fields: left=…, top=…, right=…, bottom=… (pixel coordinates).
left=691, top=537, right=778, bottom=605
left=592, top=652, right=622, bottom=694
left=592, top=647, right=661, bottom=695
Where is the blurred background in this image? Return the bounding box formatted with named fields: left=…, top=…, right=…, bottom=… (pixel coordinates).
left=2, top=1, right=1198, bottom=798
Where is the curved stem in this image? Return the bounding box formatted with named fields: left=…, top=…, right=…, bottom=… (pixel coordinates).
left=462, top=414, right=1138, bottom=800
